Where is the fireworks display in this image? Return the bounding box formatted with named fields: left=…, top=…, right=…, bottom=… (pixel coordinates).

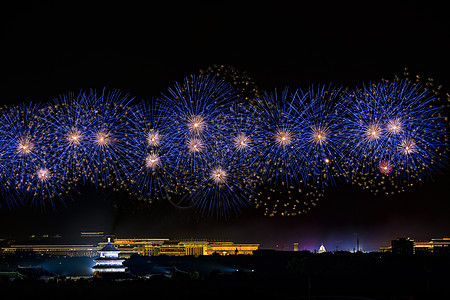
left=342, top=77, right=448, bottom=195
left=247, top=86, right=346, bottom=216
left=121, top=100, right=178, bottom=203
left=0, top=73, right=448, bottom=216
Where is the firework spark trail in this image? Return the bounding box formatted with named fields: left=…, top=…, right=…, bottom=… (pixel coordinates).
left=251, top=88, right=305, bottom=187
left=83, top=89, right=135, bottom=189
left=186, top=146, right=255, bottom=217
left=44, top=91, right=98, bottom=184
left=157, top=74, right=239, bottom=206
left=0, top=102, right=74, bottom=207
left=342, top=78, right=448, bottom=195
left=247, top=86, right=349, bottom=216
left=289, top=84, right=348, bottom=188
left=0, top=75, right=448, bottom=215
left=121, top=100, right=179, bottom=203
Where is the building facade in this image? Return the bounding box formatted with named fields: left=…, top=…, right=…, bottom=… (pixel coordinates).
left=205, top=242, right=260, bottom=255
left=1, top=238, right=259, bottom=258
left=98, top=239, right=259, bottom=258
left=92, top=240, right=127, bottom=273
left=413, top=238, right=450, bottom=253
left=1, top=244, right=99, bottom=257
left=380, top=237, right=450, bottom=254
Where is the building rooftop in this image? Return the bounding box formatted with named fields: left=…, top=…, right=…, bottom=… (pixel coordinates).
left=99, top=242, right=121, bottom=252
left=94, top=256, right=125, bottom=262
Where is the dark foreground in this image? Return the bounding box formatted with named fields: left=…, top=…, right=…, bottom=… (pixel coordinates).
left=1, top=251, right=450, bottom=299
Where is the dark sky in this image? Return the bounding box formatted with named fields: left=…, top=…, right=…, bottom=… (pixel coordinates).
left=0, top=2, right=449, bottom=251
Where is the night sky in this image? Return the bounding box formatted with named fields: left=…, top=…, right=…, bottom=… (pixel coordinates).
left=0, top=2, right=449, bottom=251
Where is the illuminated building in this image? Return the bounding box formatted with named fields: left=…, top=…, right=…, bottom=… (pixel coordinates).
left=1, top=244, right=99, bottom=257
left=318, top=243, right=327, bottom=253
left=80, top=231, right=104, bottom=238
left=293, top=242, right=299, bottom=251
left=183, top=240, right=210, bottom=256
left=413, top=238, right=450, bottom=253
left=381, top=237, right=450, bottom=254
left=99, top=238, right=169, bottom=258
left=205, top=242, right=259, bottom=255
left=92, top=238, right=127, bottom=273
left=379, top=245, right=391, bottom=253
left=80, top=231, right=105, bottom=245
left=99, top=239, right=259, bottom=258
left=159, top=241, right=187, bottom=256
left=2, top=237, right=259, bottom=258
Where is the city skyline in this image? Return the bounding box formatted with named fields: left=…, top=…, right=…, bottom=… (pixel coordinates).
left=3, top=231, right=450, bottom=256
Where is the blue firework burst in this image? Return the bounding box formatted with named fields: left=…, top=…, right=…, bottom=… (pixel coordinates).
left=0, top=102, right=74, bottom=207
left=0, top=103, right=47, bottom=190
left=248, top=87, right=335, bottom=216
left=0, top=108, right=24, bottom=207
left=343, top=78, right=448, bottom=194
left=0, top=73, right=447, bottom=216
left=25, top=159, right=75, bottom=208
left=216, top=100, right=262, bottom=171
left=81, top=89, right=134, bottom=188
left=289, top=84, right=347, bottom=188
left=186, top=146, right=255, bottom=217
left=122, top=100, right=179, bottom=203
left=44, top=91, right=99, bottom=184
left=158, top=74, right=239, bottom=189
left=252, top=88, right=308, bottom=187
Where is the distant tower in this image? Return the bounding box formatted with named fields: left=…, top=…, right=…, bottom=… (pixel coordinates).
left=92, top=238, right=127, bottom=274
left=293, top=242, right=299, bottom=252
left=356, top=237, right=360, bottom=252
left=318, top=243, right=326, bottom=253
